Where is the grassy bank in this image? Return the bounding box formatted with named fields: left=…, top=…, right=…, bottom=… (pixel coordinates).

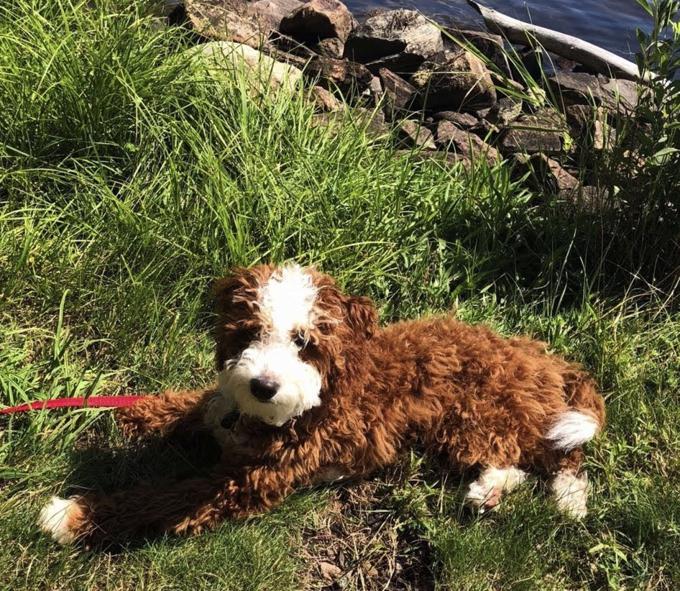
left=1, top=0, right=679, bottom=588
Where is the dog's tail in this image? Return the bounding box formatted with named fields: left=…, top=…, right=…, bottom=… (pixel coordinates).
left=545, top=374, right=605, bottom=451
left=545, top=410, right=600, bottom=451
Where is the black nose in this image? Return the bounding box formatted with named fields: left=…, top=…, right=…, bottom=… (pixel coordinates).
left=249, top=377, right=279, bottom=401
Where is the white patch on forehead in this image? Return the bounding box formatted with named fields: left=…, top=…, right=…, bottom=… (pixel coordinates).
left=258, top=264, right=317, bottom=338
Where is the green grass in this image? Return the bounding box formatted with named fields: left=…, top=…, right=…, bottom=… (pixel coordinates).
left=1, top=0, right=679, bottom=588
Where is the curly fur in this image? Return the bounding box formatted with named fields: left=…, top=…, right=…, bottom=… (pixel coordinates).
left=38, top=264, right=605, bottom=547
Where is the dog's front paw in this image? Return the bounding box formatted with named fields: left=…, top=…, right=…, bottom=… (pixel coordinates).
left=38, top=496, right=83, bottom=544
left=464, top=467, right=528, bottom=513
left=465, top=481, right=502, bottom=512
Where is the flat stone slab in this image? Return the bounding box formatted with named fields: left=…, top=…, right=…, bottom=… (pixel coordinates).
left=344, top=9, right=444, bottom=74
left=187, top=0, right=303, bottom=44
left=190, top=40, right=303, bottom=93
left=548, top=72, right=637, bottom=111
left=378, top=68, right=417, bottom=118
left=500, top=108, right=566, bottom=155
left=411, top=49, right=496, bottom=112
left=512, top=153, right=579, bottom=194
left=280, top=0, right=354, bottom=43
left=435, top=120, right=500, bottom=164
left=398, top=119, right=436, bottom=150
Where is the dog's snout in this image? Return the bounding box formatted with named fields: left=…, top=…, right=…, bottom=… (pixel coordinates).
left=250, top=377, right=279, bottom=401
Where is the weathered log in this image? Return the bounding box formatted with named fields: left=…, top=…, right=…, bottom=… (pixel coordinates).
left=466, top=0, right=646, bottom=81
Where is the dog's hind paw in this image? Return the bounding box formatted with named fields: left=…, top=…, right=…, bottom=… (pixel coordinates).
left=550, top=470, right=589, bottom=519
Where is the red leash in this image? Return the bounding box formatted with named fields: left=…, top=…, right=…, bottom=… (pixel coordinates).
left=0, top=396, right=145, bottom=415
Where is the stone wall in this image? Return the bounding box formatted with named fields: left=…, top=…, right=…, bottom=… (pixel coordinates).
left=174, top=0, right=640, bottom=201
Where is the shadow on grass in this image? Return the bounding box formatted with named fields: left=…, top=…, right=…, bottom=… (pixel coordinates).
left=440, top=188, right=679, bottom=310
left=62, top=428, right=224, bottom=550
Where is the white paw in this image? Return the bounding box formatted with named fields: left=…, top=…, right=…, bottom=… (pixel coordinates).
left=465, top=467, right=528, bottom=512
left=550, top=471, right=589, bottom=519
left=38, top=496, right=79, bottom=544
left=465, top=480, right=501, bottom=512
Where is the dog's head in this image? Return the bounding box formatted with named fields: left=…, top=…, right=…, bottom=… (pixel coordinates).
left=213, top=264, right=377, bottom=426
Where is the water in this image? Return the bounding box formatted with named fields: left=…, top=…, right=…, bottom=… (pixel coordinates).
left=345, top=0, right=653, bottom=58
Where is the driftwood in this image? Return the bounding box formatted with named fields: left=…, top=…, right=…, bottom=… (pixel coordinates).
left=467, top=0, right=645, bottom=81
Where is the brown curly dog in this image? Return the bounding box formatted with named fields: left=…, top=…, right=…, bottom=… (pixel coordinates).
left=39, top=264, right=605, bottom=546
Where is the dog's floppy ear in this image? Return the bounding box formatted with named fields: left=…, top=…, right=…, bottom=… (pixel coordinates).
left=212, top=273, right=242, bottom=371
left=212, top=273, right=241, bottom=316
left=344, top=295, right=378, bottom=339
left=212, top=265, right=274, bottom=369
left=212, top=264, right=272, bottom=315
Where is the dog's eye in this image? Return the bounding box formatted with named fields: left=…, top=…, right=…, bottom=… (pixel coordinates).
left=292, top=331, right=307, bottom=349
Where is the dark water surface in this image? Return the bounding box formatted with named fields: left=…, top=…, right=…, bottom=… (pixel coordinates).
left=345, top=0, right=653, bottom=58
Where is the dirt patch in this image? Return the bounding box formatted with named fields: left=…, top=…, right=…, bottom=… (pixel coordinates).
left=299, top=462, right=436, bottom=590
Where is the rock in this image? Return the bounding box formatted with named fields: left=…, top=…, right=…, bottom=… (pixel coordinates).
left=396, top=149, right=471, bottom=168
left=310, top=85, right=342, bottom=111
left=434, top=120, right=500, bottom=164
left=344, top=9, right=444, bottom=74
left=187, top=0, right=302, bottom=44
left=190, top=41, right=303, bottom=93
left=485, top=97, right=522, bottom=126
left=491, top=75, right=529, bottom=101
left=312, top=108, right=389, bottom=139
left=443, top=28, right=507, bottom=71
left=559, top=185, right=610, bottom=210
left=565, top=104, right=595, bottom=137
left=187, top=0, right=258, bottom=43
left=469, top=117, right=500, bottom=139
left=357, top=108, right=390, bottom=139
left=267, top=31, right=318, bottom=58
left=309, top=37, right=345, bottom=58
left=319, top=561, right=342, bottom=582
left=546, top=72, right=595, bottom=106
left=547, top=72, right=637, bottom=111
left=593, top=123, right=617, bottom=151
left=280, top=0, right=354, bottom=43
left=361, top=561, right=379, bottom=579
left=411, top=49, right=497, bottom=112
left=500, top=108, right=566, bottom=155
left=511, top=153, right=579, bottom=194
left=250, top=0, right=304, bottom=28
left=433, top=151, right=472, bottom=167
left=364, top=75, right=383, bottom=105
left=378, top=68, right=417, bottom=118
left=303, top=55, right=373, bottom=94
left=361, top=53, right=420, bottom=75
left=600, top=77, right=638, bottom=111
left=517, top=47, right=545, bottom=81
left=565, top=105, right=616, bottom=152
left=311, top=111, right=341, bottom=129
left=155, top=0, right=184, bottom=17
left=433, top=111, right=479, bottom=129
left=398, top=119, right=436, bottom=150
